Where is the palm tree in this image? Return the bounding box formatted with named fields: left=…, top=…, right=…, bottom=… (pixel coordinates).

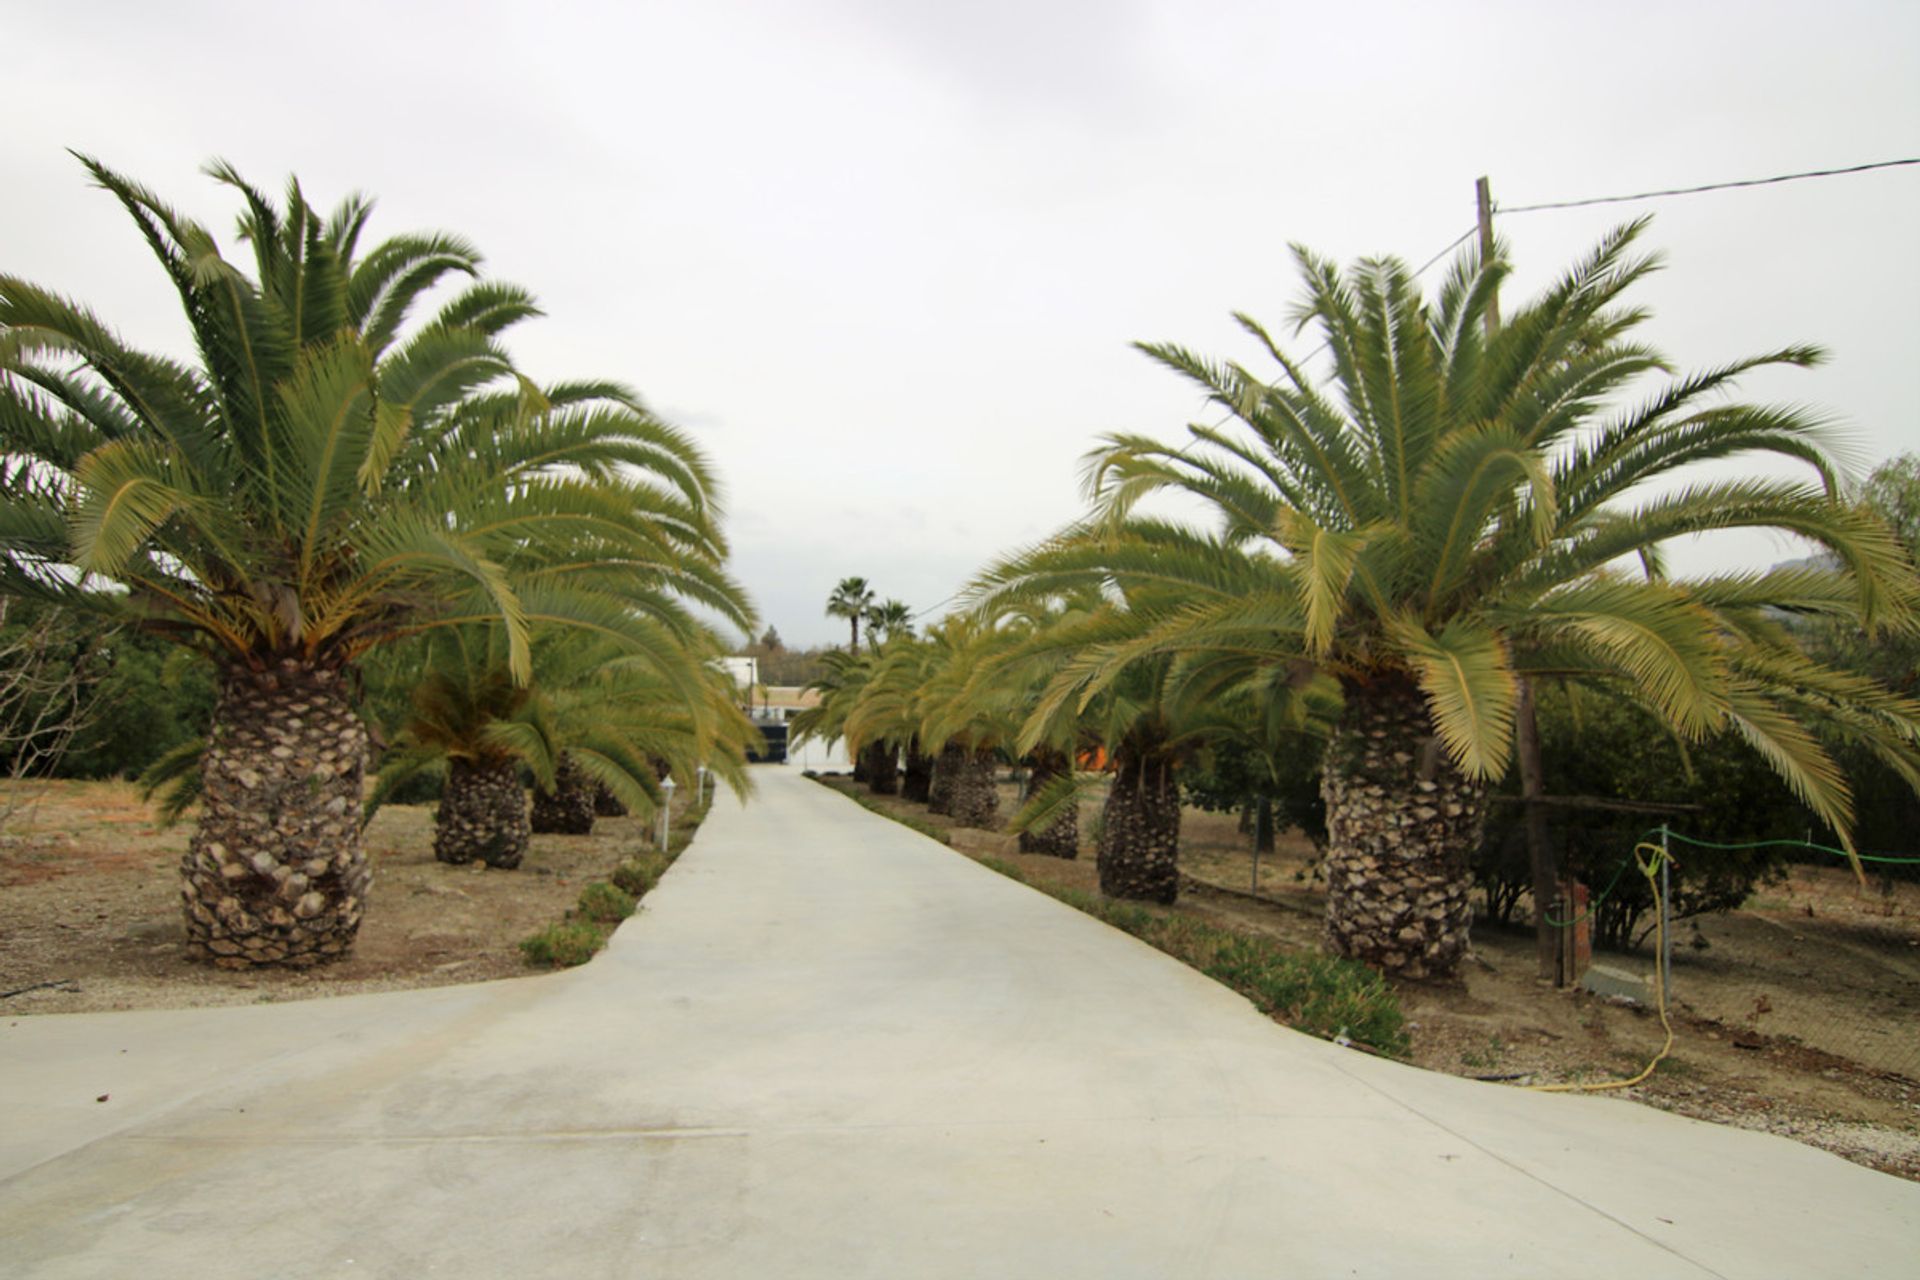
left=0, top=158, right=745, bottom=966
left=368, top=625, right=756, bottom=860
left=981, top=222, right=1920, bottom=977
left=915, top=616, right=1021, bottom=829
left=826, top=576, right=876, bottom=651
left=866, top=598, right=915, bottom=646
left=790, top=645, right=876, bottom=778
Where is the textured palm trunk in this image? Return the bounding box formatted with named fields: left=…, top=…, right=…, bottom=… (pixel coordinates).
left=593, top=782, right=628, bottom=817
left=948, top=746, right=1000, bottom=828
left=1018, top=748, right=1079, bottom=858
left=435, top=757, right=530, bottom=869
left=862, top=740, right=898, bottom=795
left=531, top=753, right=597, bottom=835
left=1097, top=749, right=1180, bottom=902
left=926, top=743, right=965, bottom=815
left=180, top=660, right=369, bottom=969
left=901, top=737, right=933, bottom=803
left=1321, top=673, right=1487, bottom=980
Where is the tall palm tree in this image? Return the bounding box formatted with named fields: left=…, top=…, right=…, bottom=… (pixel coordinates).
left=980, top=222, right=1920, bottom=978
left=0, top=158, right=746, bottom=966
left=826, top=576, right=875, bottom=651
left=866, top=598, right=915, bottom=646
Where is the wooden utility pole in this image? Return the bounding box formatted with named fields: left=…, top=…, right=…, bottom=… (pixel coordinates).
left=1477, top=174, right=1559, bottom=983
left=1475, top=176, right=1501, bottom=332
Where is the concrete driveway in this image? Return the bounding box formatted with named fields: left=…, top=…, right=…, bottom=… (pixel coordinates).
left=3, top=769, right=1916, bottom=1278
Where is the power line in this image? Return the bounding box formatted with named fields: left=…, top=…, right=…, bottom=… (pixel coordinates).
left=1498, top=156, right=1920, bottom=214
left=1412, top=226, right=1477, bottom=277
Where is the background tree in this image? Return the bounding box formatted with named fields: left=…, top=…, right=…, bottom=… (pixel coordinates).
left=866, top=598, right=915, bottom=646
left=826, top=576, right=875, bottom=651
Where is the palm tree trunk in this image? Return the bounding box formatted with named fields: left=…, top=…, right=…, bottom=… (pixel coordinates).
left=435, top=757, right=530, bottom=869
left=863, top=740, right=898, bottom=795
left=1018, top=748, right=1078, bottom=858
left=180, top=660, right=369, bottom=969
left=1321, top=673, right=1486, bottom=980
left=593, top=782, right=628, bottom=817
left=531, top=753, right=597, bottom=835
left=948, top=746, right=1000, bottom=828
left=927, top=743, right=965, bottom=815
left=1097, top=749, right=1180, bottom=902
left=901, top=737, right=933, bottom=803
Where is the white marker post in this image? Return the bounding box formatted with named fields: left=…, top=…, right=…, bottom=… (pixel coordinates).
left=658, top=775, right=677, bottom=850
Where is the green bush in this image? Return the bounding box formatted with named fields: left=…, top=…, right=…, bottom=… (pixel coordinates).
left=1027, top=877, right=1406, bottom=1055
left=519, top=922, right=607, bottom=968
left=1201, top=935, right=1408, bottom=1056
left=576, top=882, right=637, bottom=924
left=610, top=856, right=659, bottom=898
left=1476, top=686, right=1799, bottom=948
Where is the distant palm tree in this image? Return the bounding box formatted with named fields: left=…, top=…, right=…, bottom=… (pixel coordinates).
left=367, top=626, right=756, bottom=860
left=826, top=576, right=876, bottom=650
left=866, top=598, right=915, bottom=645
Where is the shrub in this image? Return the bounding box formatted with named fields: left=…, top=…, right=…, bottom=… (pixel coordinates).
left=610, top=856, right=659, bottom=898
left=1476, top=685, right=1797, bottom=948
left=519, top=922, right=606, bottom=968
left=577, top=882, right=637, bottom=924
left=1201, top=935, right=1407, bottom=1056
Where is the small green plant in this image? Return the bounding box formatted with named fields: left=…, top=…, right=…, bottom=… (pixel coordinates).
left=519, top=921, right=607, bottom=968
left=1460, top=1034, right=1509, bottom=1071
left=577, top=881, right=637, bottom=924
left=610, top=856, right=659, bottom=898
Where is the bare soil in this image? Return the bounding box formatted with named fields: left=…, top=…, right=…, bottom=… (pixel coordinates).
left=0, top=779, right=674, bottom=1014
left=824, top=775, right=1920, bottom=1183
left=7, top=774, right=1915, bottom=1183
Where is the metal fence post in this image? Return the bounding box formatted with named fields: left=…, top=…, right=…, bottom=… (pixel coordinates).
left=1659, top=823, right=1672, bottom=1002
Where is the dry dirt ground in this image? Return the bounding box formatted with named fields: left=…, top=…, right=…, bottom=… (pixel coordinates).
left=6, top=774, right=1917, bottom=1183
left=0, top=779, right=677, bottom=1014
left=821, top=775, right=1920, bottom=1184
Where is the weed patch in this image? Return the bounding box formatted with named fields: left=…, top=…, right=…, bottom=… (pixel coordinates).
left=577, top=881, right=637, bottom=924
left=519, top=922, right=607, bottom=968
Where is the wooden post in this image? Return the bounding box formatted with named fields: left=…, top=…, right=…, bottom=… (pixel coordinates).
left=1479, top=175, right=1558, bottom=983
left=1516, top=677, right=1559, bottom=982
left=1475, top=176, right=1501, bottom=333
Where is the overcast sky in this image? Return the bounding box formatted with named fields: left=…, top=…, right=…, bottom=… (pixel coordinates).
left=7, top=0, right=1916, bottom=647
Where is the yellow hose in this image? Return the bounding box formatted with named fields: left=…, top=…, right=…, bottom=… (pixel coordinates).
left=1527, top=841, right=1675, bottom=1093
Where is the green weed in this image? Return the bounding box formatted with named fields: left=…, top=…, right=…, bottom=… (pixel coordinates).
left=519, top=922, right=608, bottom=968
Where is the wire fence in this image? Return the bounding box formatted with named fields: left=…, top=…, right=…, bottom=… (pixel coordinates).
left=1550, top=826, right=1920, bottom=1082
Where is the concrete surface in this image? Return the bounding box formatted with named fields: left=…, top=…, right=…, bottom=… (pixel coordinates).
left=3, top=769, right=1916, bottom=1278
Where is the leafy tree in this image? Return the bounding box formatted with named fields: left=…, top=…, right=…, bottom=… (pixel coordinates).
left=977, top=222, right=1920, bottom=978
left=0, top=158, right=746, bottom=966
left=1799, top=453, right=1920, bottom=854
left=1477, top=685, right=1808, bottom=947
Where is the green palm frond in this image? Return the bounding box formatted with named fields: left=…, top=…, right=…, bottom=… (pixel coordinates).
left=1380, top=615, right=1517, bottom=778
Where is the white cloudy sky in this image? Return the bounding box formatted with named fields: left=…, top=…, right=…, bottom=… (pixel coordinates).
left=6, top=0, right=1916, bottom=647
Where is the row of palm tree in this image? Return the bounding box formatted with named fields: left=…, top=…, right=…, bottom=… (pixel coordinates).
left=0, top=158, right=757, bottom=967
left=808, top=222, right=1920, bottom=982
